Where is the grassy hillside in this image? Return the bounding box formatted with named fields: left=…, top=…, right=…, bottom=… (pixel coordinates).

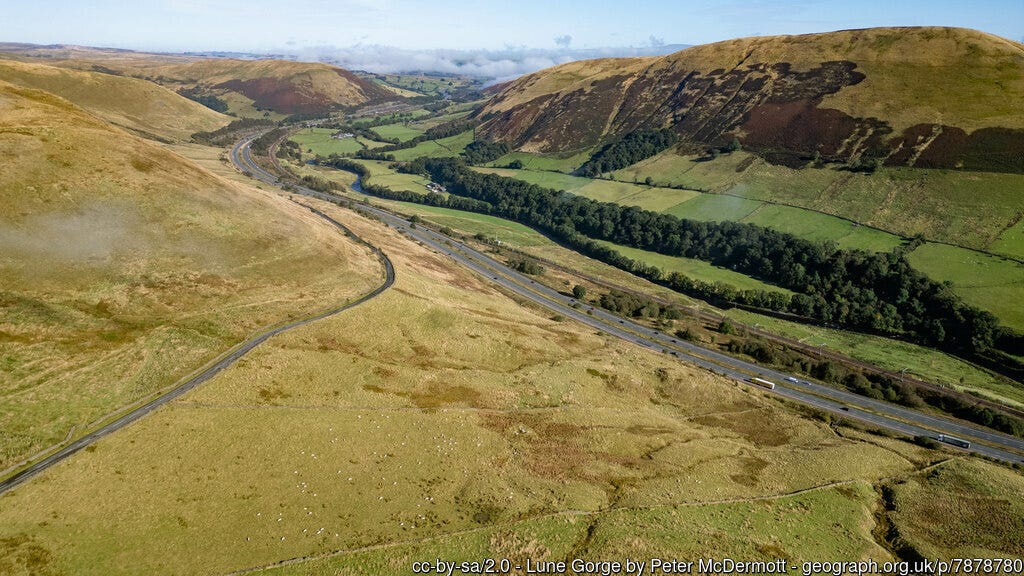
left=0, top=80, right=381, bottom=471
left=0, top=58, right=229, bottom=141
left=4, top=192, right=1008, bottom=575
left=479, top=27, right=1024, bottom=172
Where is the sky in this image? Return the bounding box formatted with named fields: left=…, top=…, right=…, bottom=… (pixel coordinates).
left=2, top=0, right=1021, bottom=77
left=3, top=0, right=1021, bottom=52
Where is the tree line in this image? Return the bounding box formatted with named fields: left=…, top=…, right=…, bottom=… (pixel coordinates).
left=576, top=128, right=678, bottom=177
left=311, top=155, right=1023, bottom=435
left=418, top=157, right=1004, bottom=357
left=177, top=87, right=229, bottom=113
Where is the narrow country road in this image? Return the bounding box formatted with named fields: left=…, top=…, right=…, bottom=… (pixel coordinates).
left=0, top=176, right=395, bottom=497
left=231, top=133, right=1024, bottom=464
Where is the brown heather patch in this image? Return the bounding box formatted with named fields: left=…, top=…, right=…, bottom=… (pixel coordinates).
left=0, top=533, right=56, bottom=576
left=489, top=530, right=553, bottom=568
left=690, top=409, right=793, bottom=447
left=481, top=412, right=595, bottom=482
left=481, top=28, right=1024, bottom=172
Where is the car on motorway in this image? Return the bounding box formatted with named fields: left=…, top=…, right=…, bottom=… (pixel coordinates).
left=785, top=377, right=799, bottom=383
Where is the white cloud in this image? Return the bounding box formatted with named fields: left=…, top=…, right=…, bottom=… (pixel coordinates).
left=292, top=44, right=686, bottom=80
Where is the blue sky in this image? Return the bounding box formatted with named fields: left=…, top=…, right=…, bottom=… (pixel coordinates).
left=3, top=0, right=1022, bottom=52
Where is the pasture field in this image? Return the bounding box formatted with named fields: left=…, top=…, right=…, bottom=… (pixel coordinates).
left=592, top=241, right=794, bottom=296
left=390, top=130, right=475, bottom=161
left=350, top=109, right=431, bottom=125
left=906, top=243, right=1024, bottom=331
left=473, top=167, right=904, bottom=253
left=665, top=193, right=762, bottom=222
left=0, top=196, right=952, bottom=575
left=405, top=109, right=473, bottom=130
left=374, top=74, right=476, bottom=97
left=371, top=122, right=426, bottom=142
left=488, top=150, right=592, bottom=173
left=472, top=158, right=1021, bottom=328
left=473, top=167, right=592, bottom=192
left=741, top=204, right=904, bottom=252
left=394, top=204, right=552, bottom=248
left=355, top=160, right=434, bottom=195
left=291, top=128, right=366, bottom=155
left=989, top=220, right=1024, bottom=261
left=610, top=150, right=1024, bottom=257
left=474, top=167, right=700, bottom=212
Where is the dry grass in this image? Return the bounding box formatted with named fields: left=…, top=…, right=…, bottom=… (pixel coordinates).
left=0, top=192, right=943, bottom=575
left=0, top=80, right=381, bottom=471
left=0, top=59, right=229, bottom=141
left=888, top=458, right=1024, bottom=558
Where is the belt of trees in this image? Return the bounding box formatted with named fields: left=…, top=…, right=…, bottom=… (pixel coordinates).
left=576, top=128, right=678, bottom=177
left=317, top=156, right=1024, bottom=434
left=461, top=140, right=510, bottom=165
left=420, top=157, right=1005, bottom=357
left=177, top=87, right=229, bottom=113
left=191, top=118, right=276, bottom=146
left=251, top=128, right=288, bottom=155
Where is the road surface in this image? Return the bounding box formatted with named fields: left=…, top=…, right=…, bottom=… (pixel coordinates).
left=231, top=134, right=1024, bottom=464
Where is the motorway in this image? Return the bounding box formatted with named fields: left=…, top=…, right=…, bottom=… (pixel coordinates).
left=0, top=183, right=395, bottom=497
left=232, top=134, right=1024, bottom=464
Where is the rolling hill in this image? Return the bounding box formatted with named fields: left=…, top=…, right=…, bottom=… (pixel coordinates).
left=477, top=27, right=1024, bottom=172
left=148, top=59, right=399, bottom=115
left=0, top=44, right=399, bottom=117
left=0, top=58, right=229, bottom=142
left=0, top=79, right=379, bottom=470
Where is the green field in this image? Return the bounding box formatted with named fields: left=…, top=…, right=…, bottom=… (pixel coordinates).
left=355, top=160, right=433, bottom=195
left=471, top=158, right=1024, bottom=328
left=375, top=74, right=478, bottom=97
left=665, top=193, right=762, bottom=221
left=390, top=130, right=475, bottom=161
left=989, top=219, right=1024, bottom=261
left=406, top=109, right=473, bottom=130
left=291, top=128, right=367, bottom=155
left=474, top=167, right=699, bottom=211
left=742, top=204, right=904, bottom=252
left=488, top=150, right=592, bottom=172
left=610, top=150, right=1024, bottom=258
left=350, top=109, right=431, bottom=126
left=371, top=122, right=426, bottom=142
left=473, top=167, right=905, bottom=253
left=907, top=243, right=1024, bottom=331
left=394, top=204, right=552, bottom=248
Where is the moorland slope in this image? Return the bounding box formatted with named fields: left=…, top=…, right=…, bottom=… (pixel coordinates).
left=478, top=27, right=1024, bottom=172
left=0, top=58, right=229, bottom=141
left=0, top=79, right=380, bottom=470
